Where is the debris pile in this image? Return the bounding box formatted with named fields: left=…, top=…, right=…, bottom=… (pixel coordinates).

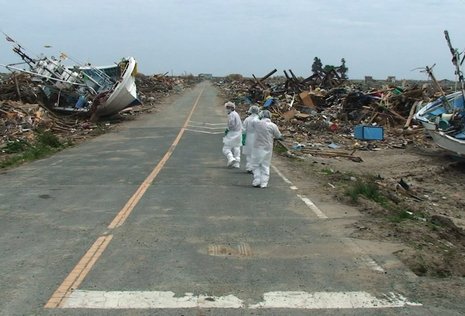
left=0, top=100, right=85, bottom=150
left=0, top=72, right=38, bottom=104
left=0, top=71, right=199, bottom=161
left=216, top=70, right=451, bottom=161
left=136, top=74, right=199, bottom=108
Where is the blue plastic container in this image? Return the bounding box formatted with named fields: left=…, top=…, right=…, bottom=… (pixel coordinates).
left=354, top=125, right=384, bottom=140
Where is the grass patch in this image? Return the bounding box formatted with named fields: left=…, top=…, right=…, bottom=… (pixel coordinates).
left=321, top=167, right=334, bottom=175
left=345, top=178, right=419, bottom=224
left=344, top=177, right=426, bottom=226
left=388, top=210, right=416, bottom=223
left=36, top=131, right=62, bottom=148
left=0, top=131, right=65, bottom=169
left=4, top=139, right=31, bottom=153
left=345, top=179, right=385, bottom=203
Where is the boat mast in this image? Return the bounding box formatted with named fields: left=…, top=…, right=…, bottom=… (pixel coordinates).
left=444, top=30, right=465, bottom=98
left=424, top=65, right=453, bottom=112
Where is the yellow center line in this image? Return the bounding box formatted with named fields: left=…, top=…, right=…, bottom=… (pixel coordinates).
left=45, top=235, right=113, bottom=308
left=108, top=86, right=204, bottom=229
left=45, top=86, right=205, bottom=309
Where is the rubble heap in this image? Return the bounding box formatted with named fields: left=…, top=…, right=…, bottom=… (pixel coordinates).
left=0, top=72, right=39, bottom=104
left=0, top=72, right=200, bottom=162
left=136, top=73, right=199, bottom=106
left=216, top=70, right=451, bottom=161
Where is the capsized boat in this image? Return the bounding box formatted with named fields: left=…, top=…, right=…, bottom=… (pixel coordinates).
left=414, top=91, right=465, bottom=156
left=414, top=91, right=465, bottom=131
left=1, top=35, right=141, bottom=118
left=414, top=30, right=465, bottom=157
left=429, top=129, right=465, bottom=157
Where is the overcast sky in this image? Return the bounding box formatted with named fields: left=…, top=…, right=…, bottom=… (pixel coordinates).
left=1, top=0, right=464, bottom=80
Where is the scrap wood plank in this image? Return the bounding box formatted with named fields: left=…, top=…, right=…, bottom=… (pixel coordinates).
left=377, top=181, right=424, bottom=201
left=301, top=149, right=350, bottom=156
left=368, top=111, right=378, bottom=124
left=283, top=70, right=291, bottom=79
left=252, top=74, right=266, bottom=90
left=13, top=73, right=22, bottom=102
left=387, top=108, right=406, bottom=121
left=260, top=69, right=277, bottom=82
left=298, top=149, right=363, bottom=162
left=404, top=101, right=421, bottom=128
left=288, top=69, right=300, bottom=82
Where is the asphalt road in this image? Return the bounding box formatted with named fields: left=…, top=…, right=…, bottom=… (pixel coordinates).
left=0, top=82, right=462, bottom=315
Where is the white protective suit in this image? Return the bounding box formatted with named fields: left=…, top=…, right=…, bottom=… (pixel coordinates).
left=250, top=118, right=282, bottom=188
left=242, top=113, right=260, bottom=172
left=222, top=109, right=242, bottom=167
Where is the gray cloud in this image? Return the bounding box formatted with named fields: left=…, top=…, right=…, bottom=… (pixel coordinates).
left=1, top=0, right=464, bottom=80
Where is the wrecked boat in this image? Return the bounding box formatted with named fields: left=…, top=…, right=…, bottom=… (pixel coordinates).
left=415, top=91, right=465, bottom=156
left=415, top=91, right=464, bottom=130
left=414, top=30, right=465, bottom=157
left=1, top=35, right=141, bottom=118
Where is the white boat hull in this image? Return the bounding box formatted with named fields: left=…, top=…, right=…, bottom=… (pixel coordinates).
left=414, top=91, right=464, bottom=124
left=95, top=57, right=140, bottom=117
left=428, top=130, right=465, bottom=157
left=414, top=91, right=465, bottom=156
left=3, top=39, right=142, bottom=119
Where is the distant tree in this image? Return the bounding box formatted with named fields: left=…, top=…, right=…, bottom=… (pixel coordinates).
left=339, top=58, right=348, bottom=79
left=311, top=57, right=323, bottom=74
left=323, top=65, right=336, bottom=73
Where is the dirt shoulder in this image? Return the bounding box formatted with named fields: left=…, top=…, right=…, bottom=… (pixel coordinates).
left=274, top=142, right=465, bottom=279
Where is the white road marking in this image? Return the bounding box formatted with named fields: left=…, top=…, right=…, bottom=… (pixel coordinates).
left=186, top=121, right=225, bottom=134
left=185, top=128, right=224, bottom=135
left=272, top=165, right=328, bottom=219
left=62, top=290, right=421, bottom=309
left=342, top=238, right=385, bottom=273
left=271, top=165, right=293, bottom=185
left=249, top=291, right=422, bottom=309
left=64, top=291, right=243, bottom=309
left=297, top=194, right=328, bottom=219
left=271, top=165, right=384, bottom=272
left=189, top=121, right=225, bottom=126
left=187, top=124, right=225, bottom=130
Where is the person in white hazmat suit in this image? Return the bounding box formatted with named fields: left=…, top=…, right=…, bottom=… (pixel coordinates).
left=250, top=110, right=282, bottom=188
left=242, top=105, right=260, bottom=173
left=222, top=101, right=242, bottom=168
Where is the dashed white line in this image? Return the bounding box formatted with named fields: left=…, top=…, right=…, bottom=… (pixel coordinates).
left=296, top=194, right=329, bottom=219
left=271, top=165, right=293, bottom=185
left=271, top=166, right=386, bottom=273
left=272, top=165, right=328, bottom=219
